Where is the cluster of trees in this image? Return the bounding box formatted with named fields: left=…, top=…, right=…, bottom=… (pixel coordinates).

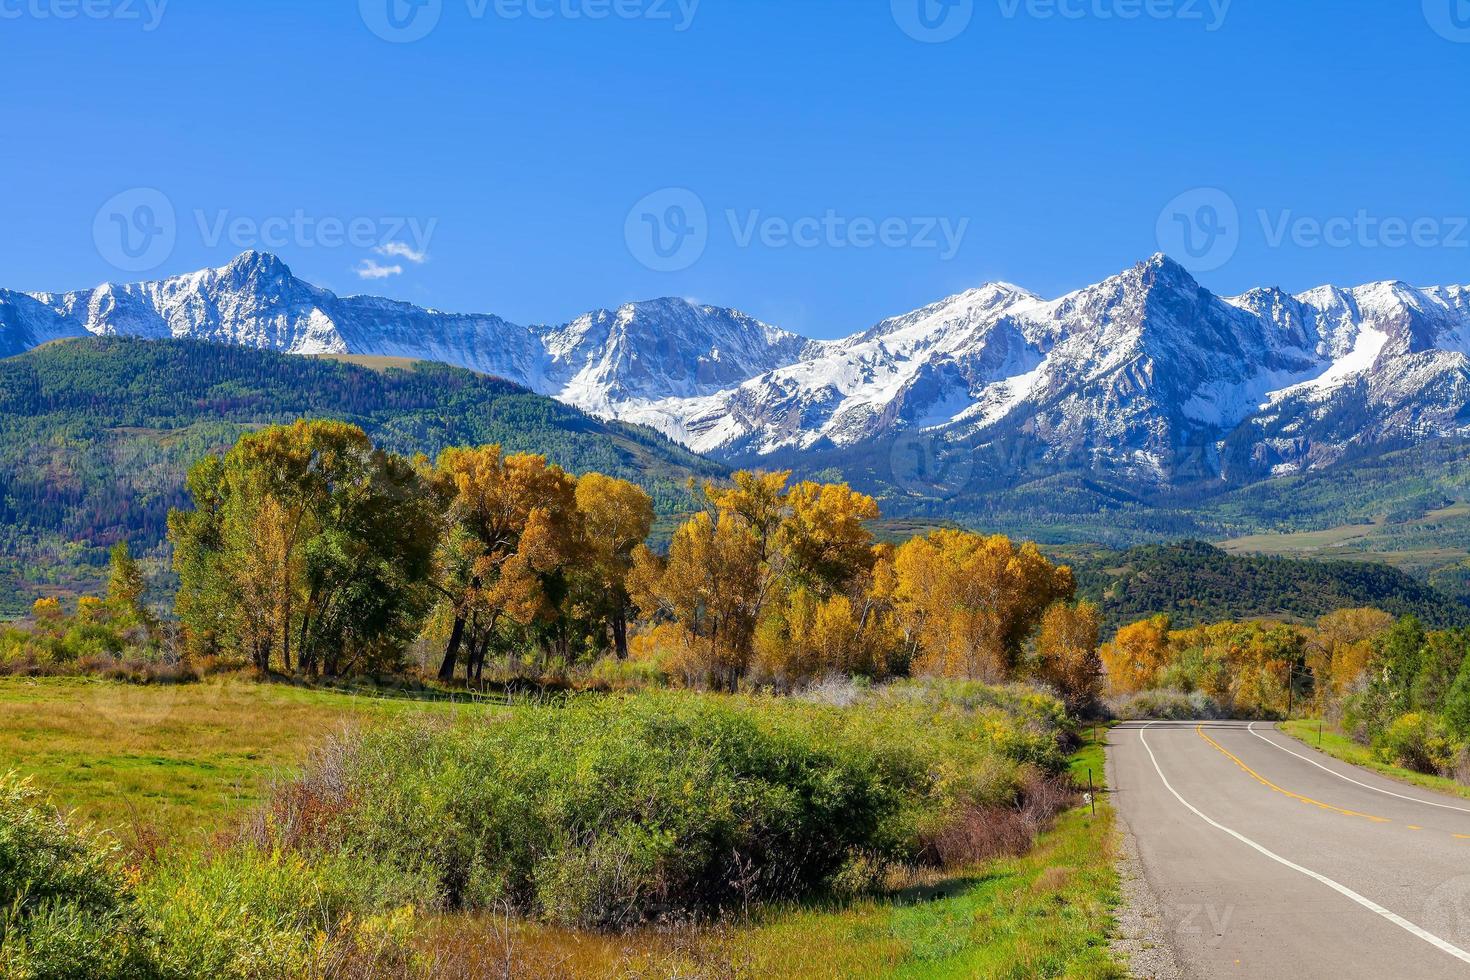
left=1102, top=616, right=1307, bottom=717
left=163, top=422, right=1105, bottom=703
left=1102, top=607, right=1470, bottom=777
left=169, top=422, right=657, bottom=680
left=0, top=337, right=718, bottom=617
left=629, top=475, right=1092, bottom=696
left=1, top=543, right=159, bottom=673
left=1337, top=615, right=1470, bottom=777
left=1075, top=541, right=1465, bottom=630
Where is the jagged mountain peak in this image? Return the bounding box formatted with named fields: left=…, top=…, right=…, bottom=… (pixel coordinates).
left=6, top=254, right=1470, bottom=492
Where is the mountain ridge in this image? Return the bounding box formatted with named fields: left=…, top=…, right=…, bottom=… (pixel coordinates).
left=5, top=251, right=1470, bottom=495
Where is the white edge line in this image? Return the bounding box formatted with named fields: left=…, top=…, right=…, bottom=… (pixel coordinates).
left=1138, top=723, right=1470, bottom=965
left=1248, top=722, right=1470, bottom=815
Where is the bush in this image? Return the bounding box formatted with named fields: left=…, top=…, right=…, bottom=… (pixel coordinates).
left=1373, top=712, right=1458, bottom=775
left=259, top=684, right=1068, bottom=931
left=0, top=774, right=153, bottom=980
left=1106, top=689, right=1228, bottom=721
left=138, top=851, right=414, bottom=980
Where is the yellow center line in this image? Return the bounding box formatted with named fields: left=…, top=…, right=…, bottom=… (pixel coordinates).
left=1194, top=724, right=1393, bottom=825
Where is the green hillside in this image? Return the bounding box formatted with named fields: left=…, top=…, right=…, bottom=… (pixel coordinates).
left=0, top=337, right=722, bottom=614
left=1073, top=541, right=1470, bottom=631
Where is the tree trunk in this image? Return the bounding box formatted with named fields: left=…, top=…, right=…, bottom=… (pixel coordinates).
left=613, top=610, right=629, bottom=661
left=438, top=614, right=466, bottom=683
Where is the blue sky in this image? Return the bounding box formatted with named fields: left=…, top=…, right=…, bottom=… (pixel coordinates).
left=3, top=0, right=1468, bottom=338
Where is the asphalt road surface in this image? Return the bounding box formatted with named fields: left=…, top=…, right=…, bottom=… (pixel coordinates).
left=1109, top=721, right=1470, bottom=978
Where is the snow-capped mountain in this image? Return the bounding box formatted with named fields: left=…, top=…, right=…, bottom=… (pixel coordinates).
left=664, top=254, right=1470, bottom=485
left=5, top=250, right=1470, bottom=491
left=0, top=251, right=812, bottom=416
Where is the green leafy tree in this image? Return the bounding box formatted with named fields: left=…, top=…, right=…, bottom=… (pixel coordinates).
left=168, top=420, right=438, bottom=677
left=105, top=541, right=147, bottom=621
left=1444, top=653, right=1470, bottom=739
left=1412, top=629, right=1468, bottom=714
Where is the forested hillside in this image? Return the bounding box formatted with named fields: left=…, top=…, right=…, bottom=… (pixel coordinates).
left=0, top=337, right=721, bottom=614
left=1075, top=541, right=1469, bottom=630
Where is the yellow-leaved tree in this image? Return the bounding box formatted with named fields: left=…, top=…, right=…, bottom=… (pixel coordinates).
left=431, top=446, right=580, bottom=683
left=1034, top=601, right=1104, bottom=713
left=891, top=530, right=1075, bottom=682
left=1101, top=614, right=1173, bottom=695
left=574, top=473, right=655, bottom=660
left=631, top=472, right=887, bottom=690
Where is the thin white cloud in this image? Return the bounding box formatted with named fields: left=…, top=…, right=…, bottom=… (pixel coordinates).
left=356, top=259, right=403, bottom=280
left=375, top=241, right=429, bottom=264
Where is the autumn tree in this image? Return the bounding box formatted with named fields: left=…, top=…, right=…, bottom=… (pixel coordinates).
left=1034, top=601, right=1104, bottom=714
left=1101, top=614, right=1173, bottom=695
left=630, top=510, right=763, bottom=691
left=1306, top=608, right=1394, bottom=709
left=574, top=473, right=654, bottom=660
left=632, top=472, right=885, bottom=690
left=431, top=446, right=579, bottom=683
left=891, top=530, right=1075, bottom=682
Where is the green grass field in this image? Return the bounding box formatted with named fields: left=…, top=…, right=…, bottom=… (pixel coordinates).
left=0, top=677, right=484, bottom=838
left=0, top=679, right=1122, bottom=978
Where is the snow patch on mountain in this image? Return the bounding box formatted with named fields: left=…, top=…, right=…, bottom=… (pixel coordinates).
left=7, top=250, right=1470, bottom=488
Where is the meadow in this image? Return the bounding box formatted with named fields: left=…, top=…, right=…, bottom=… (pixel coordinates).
left=0, top=678, right=1121, bottom=979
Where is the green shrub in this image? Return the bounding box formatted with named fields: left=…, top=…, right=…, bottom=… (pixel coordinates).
left=1373, top=712, right=1458, bottom=775
left=266, top=684, right=1067, bottom=930
left=138, top=850, right=413, bottom=980
left=0, top=773, right=154, bottom=980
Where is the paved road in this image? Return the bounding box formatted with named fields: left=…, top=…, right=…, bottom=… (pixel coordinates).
left=1109, top=721, right=1470, bottom=978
